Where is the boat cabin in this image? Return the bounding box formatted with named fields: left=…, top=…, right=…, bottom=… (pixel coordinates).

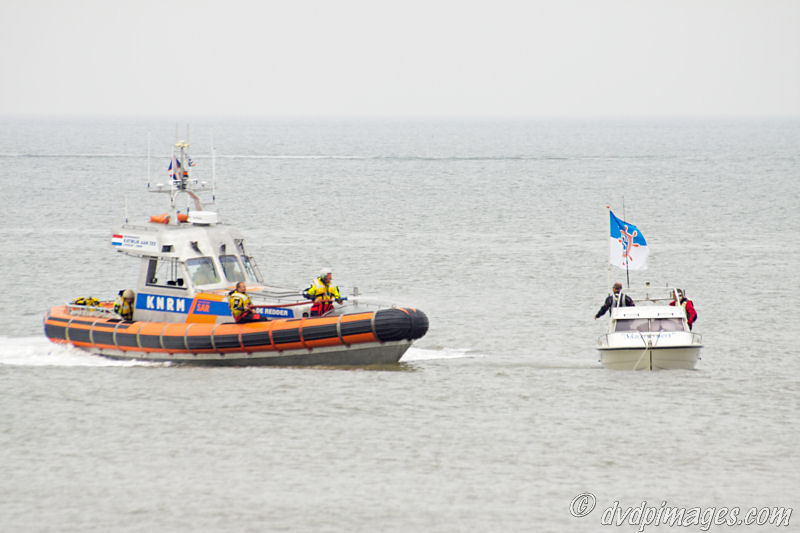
left=112, top=211, right=265, bottom=323
left=609, top=286, right=690, bottom=333
left=107, top=139, right=279, bottom=324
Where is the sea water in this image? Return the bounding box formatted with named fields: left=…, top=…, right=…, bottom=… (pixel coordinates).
left=0, top=117, right=798, bottom=532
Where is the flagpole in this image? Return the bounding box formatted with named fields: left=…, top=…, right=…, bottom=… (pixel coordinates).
left=622, top=196, right=630, bottom=288
left=606, top=205, right=611, bottom=293
left=626, top=258, right=630, bottom=288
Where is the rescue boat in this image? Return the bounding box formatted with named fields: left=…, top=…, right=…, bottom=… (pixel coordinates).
left=43, top=139, right=428, bottom=366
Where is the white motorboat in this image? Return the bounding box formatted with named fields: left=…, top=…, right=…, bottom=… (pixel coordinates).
left=596, top=285, right=702, bottom=370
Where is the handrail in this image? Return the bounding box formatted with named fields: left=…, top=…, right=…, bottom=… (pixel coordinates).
left=66, top=304, right=119, bottom=318
left=251, top=301, right=311, bottom=309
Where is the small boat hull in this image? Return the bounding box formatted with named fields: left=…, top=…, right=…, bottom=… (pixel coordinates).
left=44, top=305, right=428, bottom=367
left=598, top=346, right=701, bottom=371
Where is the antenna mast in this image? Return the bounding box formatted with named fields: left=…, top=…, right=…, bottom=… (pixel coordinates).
left=148, top=126, right=214, bottom=223
left=211, top=134, right=217, bottom=204
left=146, top=132, right=151, bottom=190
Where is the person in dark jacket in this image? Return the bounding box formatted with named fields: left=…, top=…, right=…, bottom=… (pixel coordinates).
left=595, top=282, right=634, bottom=319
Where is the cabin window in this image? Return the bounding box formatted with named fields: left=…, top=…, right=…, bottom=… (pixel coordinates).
left=220, top=255, right=245, bottom=282
left=234, top=238, right=264, bottom=283
left=186, top=257, right=220, bottom=286
left=614, top=319, right=649, bottom=332
left=145, top=257, right=186, bottom=289
left=651, top=318, right=684, bottom=332
left=242, top=255, right=263, bottom=283
left=614, top=318, right=683, bottom=332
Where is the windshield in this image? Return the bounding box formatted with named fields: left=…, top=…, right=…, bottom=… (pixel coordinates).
left=242, top=255, right=263, bottom=283
left=614, top=318, right=684, bottom=333
left=145, top=257, right=186, bottom=289
left=220, top=255, right=245, bottom=282
left=186, top=257, right=220, bottom=286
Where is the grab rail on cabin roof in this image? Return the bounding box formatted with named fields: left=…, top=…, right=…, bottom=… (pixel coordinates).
left=66, top=304, right=119, bottom=318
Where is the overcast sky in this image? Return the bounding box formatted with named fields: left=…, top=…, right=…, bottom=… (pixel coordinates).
left=1, top=0, right=798, bottom=118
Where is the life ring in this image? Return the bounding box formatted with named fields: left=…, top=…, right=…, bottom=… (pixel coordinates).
left=150, top=213, right=189, bottom=224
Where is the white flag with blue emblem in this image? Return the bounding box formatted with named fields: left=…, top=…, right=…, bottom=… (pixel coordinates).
left=609, top=210, right=648, bottom=270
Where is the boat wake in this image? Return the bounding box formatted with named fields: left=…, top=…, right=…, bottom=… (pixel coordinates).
left=0, top=336, right=159, bottom=367
left=400, top=346, right=473, bottom=362
left=0, top=337, right=465, bottom=367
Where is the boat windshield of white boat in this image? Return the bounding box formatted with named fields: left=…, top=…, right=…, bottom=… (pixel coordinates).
left=615, top=286, right=680, bottom=307
left=610, top=286, right=688, bottom=333
left=611, top=314, right=685, bottom=333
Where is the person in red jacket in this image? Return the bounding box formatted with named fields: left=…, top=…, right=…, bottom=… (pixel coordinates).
left=670, top=288, right=697, bottom=330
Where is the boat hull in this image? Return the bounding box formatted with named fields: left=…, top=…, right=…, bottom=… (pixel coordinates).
left=598, top=346, right=701, bottom=371
left=55, top=339, right=413, bottom=366
left=44, top=305, right=428, bottom=367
